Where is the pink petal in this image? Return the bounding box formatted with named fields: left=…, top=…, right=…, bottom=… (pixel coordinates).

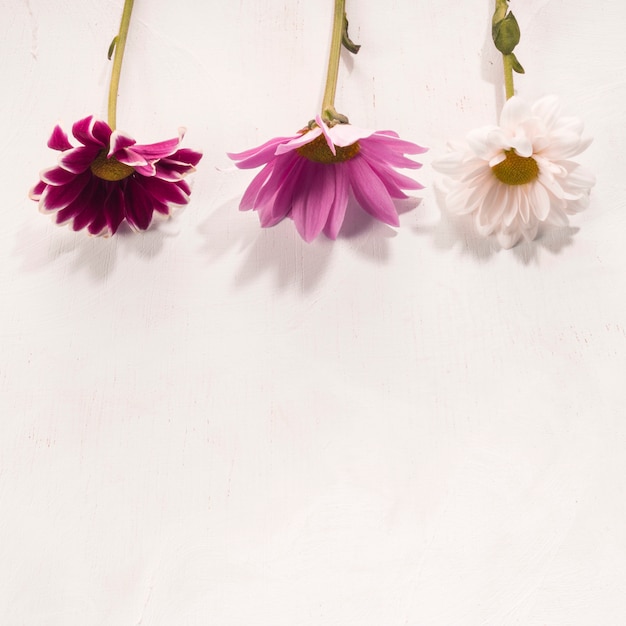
left=239, top=162, right=275, bottom=211
left=328, top=123, right=376, bottom=147
left=362, top=154, right=424, bottom=197
left=291, top=163, right=335, bottom=242
left=347, top=156, right=399, bottom=227
left=263, top=158, right=307, bottom=226
left=323, top=165, right=350, bottom=239
left=275, top=128, right=322, bottom=155
left=228, top=135, right=295, bottom=166
left=254, top=153, right=299, bottom=211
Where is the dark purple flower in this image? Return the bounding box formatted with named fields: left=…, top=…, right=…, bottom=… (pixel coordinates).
left=30, top=116, right=202, bottom=236
left=229, top=116, right=426, bottom=242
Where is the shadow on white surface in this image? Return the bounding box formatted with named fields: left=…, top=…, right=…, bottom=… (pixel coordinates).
left=198, top=195, right=418, bottom=291
left=15, top=218, right=177, bottom=281
left=431, top=184, right=579, bottom=264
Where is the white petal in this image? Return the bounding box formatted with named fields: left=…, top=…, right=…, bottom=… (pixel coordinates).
left=500, top=96, right=532, bottom=132
left=532, top=95, right=562, bottom=129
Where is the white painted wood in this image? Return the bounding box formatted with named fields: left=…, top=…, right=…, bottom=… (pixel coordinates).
left=1, top=1, right=625, bottom=623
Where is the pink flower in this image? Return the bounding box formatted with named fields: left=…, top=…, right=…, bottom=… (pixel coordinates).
left=229, top=116, right=426, bottom=242
left=30, top=116, right=202, bottom=236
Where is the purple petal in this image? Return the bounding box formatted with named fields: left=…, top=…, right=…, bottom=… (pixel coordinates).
left=58, top=145, right=101, bottom=174
left=102, top=185, right=126, bottom=234
left=134, top=162, right=157, bottom=177
left=40, top=171, right=91, bottom=212
left=48, top=125, right=73, bottom=151
left=167, top=148, right=203, bottom=168
left=114, top=148, right=149, bottom=168
left=40, top=166, right=78, bottom=186
left=291, top=162, right=334, bottom=242
left=136, top=175, right=189, bottom=206
left=72, top=116, right=107, bottom=148
left=229, top=135, right=296, bottom=168
left=125, top=180, right=158, bottom=230
left=108, top=130, right=137, bottom=156
left=347, top=156, right=399, bottom=226
left=132, top=134, right=182, bottom=160
left=29, top=180, right=47, bottom=201
left=54, top=179, right=97, bottom=225
left=323, top=164, right=350, bottom=239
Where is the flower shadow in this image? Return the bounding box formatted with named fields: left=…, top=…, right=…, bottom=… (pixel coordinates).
left=15, top=217, right=174, bottom=282
left=197, top=196, right=334, bottom=293
left=431, top=184, right=579, bottom=263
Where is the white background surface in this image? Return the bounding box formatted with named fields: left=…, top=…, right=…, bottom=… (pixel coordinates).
left=2, top=1, right=626, bottom=624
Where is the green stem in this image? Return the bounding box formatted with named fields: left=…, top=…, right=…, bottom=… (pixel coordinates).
left=108, top=0, right=135, bottom=130
left=503, top=54, right=514, bottom=99
left=321, top=0, right=345, bottom=124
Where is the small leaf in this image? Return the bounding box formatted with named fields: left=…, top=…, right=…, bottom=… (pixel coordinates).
left=342, top=13, right=360, bottom=54
left=107, top=36, right=118, bottom=60
left=510, top=53, right=525, bottom=74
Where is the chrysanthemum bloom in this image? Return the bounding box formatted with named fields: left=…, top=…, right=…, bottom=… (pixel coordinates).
left=30, top=116, right=202, bottom=236
left=229, top=116, right=426, bottom=242
left=435, top=95, right=595, bottom=248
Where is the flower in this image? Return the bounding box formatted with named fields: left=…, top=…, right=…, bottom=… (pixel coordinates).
left=30, top=116, right=202, bottom=236
left=228, top=116, right=426, bottom=242
left=434, top=95, right=595, bottom=248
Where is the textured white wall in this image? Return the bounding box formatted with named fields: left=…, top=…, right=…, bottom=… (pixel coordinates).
left=2, top=1, right=625, bottom=624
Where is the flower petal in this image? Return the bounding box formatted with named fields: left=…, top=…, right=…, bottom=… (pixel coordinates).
left=291, top=162, right=335, bottom=242
left=229, top=135, right=296, bottom=166
left=58, top=145, right=100, bottom=174
left=347, top=156, right=399, bottom=227
left=323, top=164, right=350, bottom=239
left=40, top=171, right=91, bottom=212
left=48, top=125, right=73, bottom=151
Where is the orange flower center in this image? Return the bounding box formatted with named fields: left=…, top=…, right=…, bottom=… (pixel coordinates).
left=90, top=150, right=135, bottom=181
left=297, top=133, right=360, bottom=164
left=491, top=149, right=539, bottom=185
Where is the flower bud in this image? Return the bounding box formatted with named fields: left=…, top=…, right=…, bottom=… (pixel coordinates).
left=492, top=0, right=521, bottom=55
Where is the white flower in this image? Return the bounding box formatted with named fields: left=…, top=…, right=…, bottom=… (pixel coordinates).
left=435, top=95, right=595, bottom=248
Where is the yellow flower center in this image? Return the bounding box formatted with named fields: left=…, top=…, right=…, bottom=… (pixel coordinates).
left=90, top=150, right=135, bottom=181
left=297, top=132, right=360, bottom=164
left=491, top=149, right=539, bottom=185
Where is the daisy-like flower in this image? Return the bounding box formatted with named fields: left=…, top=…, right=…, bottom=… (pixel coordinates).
left=30, top=116, right=202, bottom=236
left=435, top=95, right=595, bottom=248
left=229, top=116, right=426, bottom=242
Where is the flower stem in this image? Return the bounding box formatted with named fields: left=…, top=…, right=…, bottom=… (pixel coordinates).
left=503, top=54, right=514, bottom=99
left=108, top=0, right=135, bottom=130
left=321, top=0, right=346, bottom=124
